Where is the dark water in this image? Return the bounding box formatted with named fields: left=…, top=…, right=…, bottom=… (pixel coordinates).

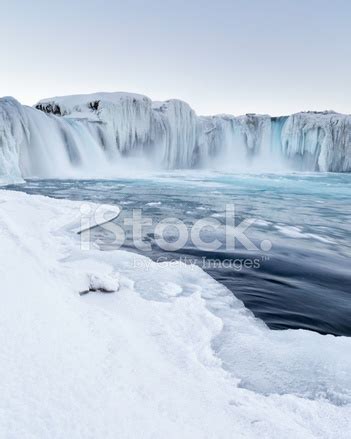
left=7, top=171, right=351, bottom=336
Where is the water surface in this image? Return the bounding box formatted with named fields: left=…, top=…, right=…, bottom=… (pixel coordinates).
left=7, top=171, right=351, bottom=336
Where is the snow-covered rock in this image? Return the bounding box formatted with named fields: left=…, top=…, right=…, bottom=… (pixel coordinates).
left=88, top=273, right=119, bottom=293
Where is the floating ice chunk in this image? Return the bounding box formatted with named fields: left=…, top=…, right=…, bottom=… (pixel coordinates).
left=275, top=225, right=335, bottom=243
left=275, top=225, right=305, bottom=238
left=146, top=201, right=162, bottom=206
left=255, top=219, right=270, bottom=227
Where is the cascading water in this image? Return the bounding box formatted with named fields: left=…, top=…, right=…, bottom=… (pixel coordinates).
left=0, top=92, right=350, bottom=184
left=0, top=97, right=29, bottom=184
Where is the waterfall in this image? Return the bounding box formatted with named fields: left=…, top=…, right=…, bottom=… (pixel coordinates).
left=0, top=97, right=29, bottom=184
left=0, top=92, right=350, bottom=184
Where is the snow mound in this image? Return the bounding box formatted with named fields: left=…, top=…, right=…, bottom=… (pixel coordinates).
left=88, top=273, right=120, bottom=293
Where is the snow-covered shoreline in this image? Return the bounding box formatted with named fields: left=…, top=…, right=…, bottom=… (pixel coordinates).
left=0, top=189, right=350, bottom=438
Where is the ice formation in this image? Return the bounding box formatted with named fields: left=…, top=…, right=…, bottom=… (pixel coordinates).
left=0, top=92, right=350, bottom=183
left=1, top=190, right=350, bottom=437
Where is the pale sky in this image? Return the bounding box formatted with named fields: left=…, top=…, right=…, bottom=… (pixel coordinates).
left=1, top=0, right=350, bottom=116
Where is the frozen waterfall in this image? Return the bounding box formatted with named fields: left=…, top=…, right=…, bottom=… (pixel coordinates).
left=0, top=92, right=350, bottom=183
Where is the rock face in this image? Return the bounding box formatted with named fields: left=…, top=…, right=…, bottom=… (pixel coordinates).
left=0, top=92, right=350, bottom=183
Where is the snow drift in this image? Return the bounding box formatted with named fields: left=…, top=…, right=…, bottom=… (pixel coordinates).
left=1, top=190, right=351, bottom=438
left=0, top=92, right=351, bottom=183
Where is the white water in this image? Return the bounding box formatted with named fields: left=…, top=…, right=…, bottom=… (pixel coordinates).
left=0, top=92, right=350, bottom=183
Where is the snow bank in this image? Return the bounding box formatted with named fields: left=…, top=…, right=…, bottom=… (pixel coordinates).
left=0, top=190, right=350, bottom=438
